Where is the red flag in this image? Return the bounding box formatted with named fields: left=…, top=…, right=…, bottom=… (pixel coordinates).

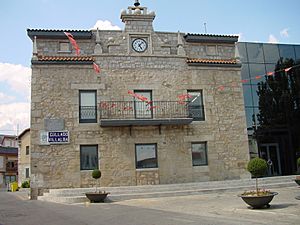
left=267, top=71, right=274, bottom=76
left=241, top=79, right=248, bottom=83
left=255, top=75, right=262, bottom=80
left=217, top=86, right=225, bottom=91
left=93, top=62, right=100, bottom=73
left=64, top=32, right=80, bottom=55
left=284, top=67, right=292, bottom=72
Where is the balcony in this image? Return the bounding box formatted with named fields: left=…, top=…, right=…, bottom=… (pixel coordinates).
left=98, top=101, right=196, bottom=127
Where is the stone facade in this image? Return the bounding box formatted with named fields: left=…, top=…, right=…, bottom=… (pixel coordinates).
left=28, top=2, right=250, bottom=194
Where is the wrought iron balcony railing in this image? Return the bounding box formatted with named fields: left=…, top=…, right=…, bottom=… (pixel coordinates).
left=98, top=101, right=204, bottom=126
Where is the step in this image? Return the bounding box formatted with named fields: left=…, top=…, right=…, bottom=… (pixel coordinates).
left=38, top=176, right=297, bottom=204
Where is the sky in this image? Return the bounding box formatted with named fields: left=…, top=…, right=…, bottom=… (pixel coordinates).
left=0, top=0, right=300, bottom=135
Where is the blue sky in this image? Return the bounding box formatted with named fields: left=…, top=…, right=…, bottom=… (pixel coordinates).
left=0, top=0, right=300, bottom=134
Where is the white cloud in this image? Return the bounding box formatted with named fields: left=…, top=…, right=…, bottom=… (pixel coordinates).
left=91, top=20, right=121, bottom=30
left=268, top=34, right=278, bottom=43
left=0, top=92, right=16, bottom=104
left=0, top=102, right=30, bottom=135
left=280, top=28, right=289, bottom=38
left=0, top=63, right=31, bottom=135
left=236, top=33, right=244, bottom=42
left=0, top=63, right=31, bottom=97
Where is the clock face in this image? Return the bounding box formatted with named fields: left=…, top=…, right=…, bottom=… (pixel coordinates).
left=132, top=38, right=148, bottom=52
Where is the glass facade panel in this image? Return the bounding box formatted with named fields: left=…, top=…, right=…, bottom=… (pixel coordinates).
left=242, top=85, right=253, bottom=107
left=294, top=45, right=300, bottom=62
left=191, top=142, right=208, bottom=166
left=263, top=44, right=280, bottom=64
left=251, top=85, right=259, bottom=107
left=241, top=64, right=250, bottom=80
left=246, top=43, right=264, bottom=63
left=135, top=144, right=157, bottom=169
left=236, top=43, right=248, bottom=63
left=245, top=107, right=255, bottom=129
left=248, top=63, right=266, bottom=85
left=80, top=145, right=98, bottom=170
left=279, top=44, right=296, bottom=61
left=265, top=64, right=277, bottom=75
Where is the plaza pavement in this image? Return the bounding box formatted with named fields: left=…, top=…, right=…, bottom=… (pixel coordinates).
left=0, top=184, right=299, bottom=225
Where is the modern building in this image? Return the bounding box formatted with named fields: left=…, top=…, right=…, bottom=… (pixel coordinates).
left=27, top=1, right=249, bottom=197
left=17, top=128, right=31, bottom=187
left=0, top=146, right=18, bottom=188
left=237, top=42, right=300, bottom=176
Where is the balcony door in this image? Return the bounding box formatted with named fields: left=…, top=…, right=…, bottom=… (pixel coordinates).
left=134, top=90, right=152, bottom=119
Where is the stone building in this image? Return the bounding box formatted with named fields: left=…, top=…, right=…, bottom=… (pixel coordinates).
left=17, top=128, right=31, bottom=186
left=27, top=1, right=249, bottom=195
left=0, top=146, right=18, bottom=188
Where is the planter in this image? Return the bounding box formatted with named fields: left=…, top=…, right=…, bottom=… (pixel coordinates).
left=238, top=192, right=278, bottom=209
left=85, top=192, right=109, bottom=203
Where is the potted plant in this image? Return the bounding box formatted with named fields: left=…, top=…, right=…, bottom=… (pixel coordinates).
left=239, top=157, right=278, bottom=209
left=295, top=157, right=300, bottom=185
left=85, top=169, right=109, bottom=203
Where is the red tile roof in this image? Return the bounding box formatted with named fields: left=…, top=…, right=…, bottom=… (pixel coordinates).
left=186, top=58, right=238, bottom=65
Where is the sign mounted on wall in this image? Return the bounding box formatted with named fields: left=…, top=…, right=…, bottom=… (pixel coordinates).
left=40, top=131, right=70, bottom=145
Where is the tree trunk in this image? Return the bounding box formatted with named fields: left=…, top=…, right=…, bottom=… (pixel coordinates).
left=256, top=177, right=259, bottom=196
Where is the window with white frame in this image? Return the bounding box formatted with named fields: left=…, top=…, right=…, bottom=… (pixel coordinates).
left=79, top=90, right=97, bottom=123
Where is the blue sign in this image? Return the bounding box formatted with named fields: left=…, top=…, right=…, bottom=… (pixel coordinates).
left=48, top=131, right=69, bottom=144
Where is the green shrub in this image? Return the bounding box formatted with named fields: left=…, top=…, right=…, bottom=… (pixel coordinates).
left=92, top=169, right=101, bottom=179
left=247, top=158, right=268, bottom=195
left=247, top=157, right=268, bottom=177
left=21, top=180, right=30, bottom=188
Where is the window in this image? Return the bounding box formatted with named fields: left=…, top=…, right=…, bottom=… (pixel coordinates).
left=80, top=145, right=98, bottom=170
left=79, top=90, right=97, bottom=123
left=134, top=90, right=152, bottom=119
left=187, top=90, right=205, bottom=121
left=135, top=144, right=158, bottom=169
left=59, top=42, right=70, bottom=52
left=191, top=142, right=208, bottom=166
left=25, top=168, right=30, bottom=178
left=25, top=146, right=30, bottom=155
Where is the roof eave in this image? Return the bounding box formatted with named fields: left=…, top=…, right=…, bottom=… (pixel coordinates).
left=27, top=29, right=92, bottom=40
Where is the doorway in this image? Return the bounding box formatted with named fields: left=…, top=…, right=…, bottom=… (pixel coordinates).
left=259, top=144, right=282, bottom=176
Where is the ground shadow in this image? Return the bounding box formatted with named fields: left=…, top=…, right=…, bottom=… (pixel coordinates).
left=248, top=203, right=298, bottom=210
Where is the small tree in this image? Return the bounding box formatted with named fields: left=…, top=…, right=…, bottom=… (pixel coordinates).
left=92, top=169, right=101, bottom=193
left=247, top=158, right=268, bottom=195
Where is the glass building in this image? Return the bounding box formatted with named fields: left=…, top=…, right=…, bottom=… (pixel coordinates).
left=237, top=42, right=300, bottom=176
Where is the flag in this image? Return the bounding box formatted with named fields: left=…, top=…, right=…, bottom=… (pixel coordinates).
left=255, top=75, right=262, bottom=80
left=93, top=62, right=100, bottom=73
left=217, top=86, right=225, bottom=91
left=241, top=79, right=248, bottom=83
left=267, top=71, right=274, bottom=76
left=284, top=67, right=292, bottom=72
left=64, top=32, right=80, bottom=56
